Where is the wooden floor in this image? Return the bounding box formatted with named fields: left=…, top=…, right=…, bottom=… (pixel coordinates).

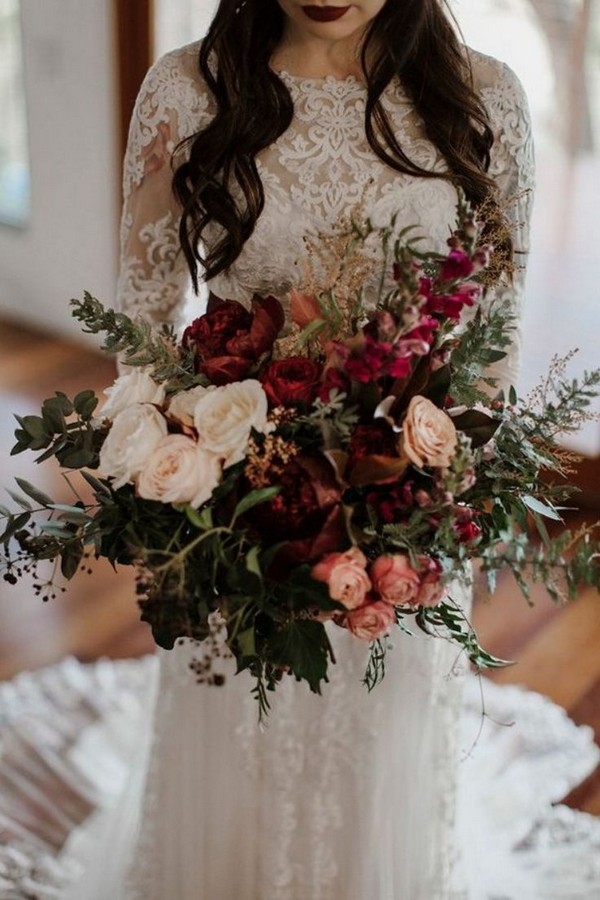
left=1, top=318, right=599, bottom=815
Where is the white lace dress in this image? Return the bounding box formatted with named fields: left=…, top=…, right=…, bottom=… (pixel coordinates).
left=1, top=42, right=600, bottom=900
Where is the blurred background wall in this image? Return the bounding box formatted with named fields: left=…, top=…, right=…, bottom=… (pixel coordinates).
left=0, top=0, right=118, bottom=343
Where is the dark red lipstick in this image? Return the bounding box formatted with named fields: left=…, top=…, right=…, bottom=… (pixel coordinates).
left=302, top=5, right=351, bottom=22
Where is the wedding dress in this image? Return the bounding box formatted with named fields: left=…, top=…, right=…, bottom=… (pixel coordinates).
left=1, top=41, right=600, bottom=899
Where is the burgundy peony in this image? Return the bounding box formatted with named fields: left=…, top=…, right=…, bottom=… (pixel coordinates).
left=246, top=455, right=346, bottom=571
left=183, top=294, right=285, bottom=385
left=348, top=421, right=398, bottom=462
left=366, top=480, right=415, bottom=524
left=261, top=357, right=323, bottom=409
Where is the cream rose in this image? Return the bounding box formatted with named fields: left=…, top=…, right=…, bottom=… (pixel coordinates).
left=401, top=395, right=457, bottom=469
left=100, top=369, right=165, bottom=420
left=167, top=385, right=215, bottom=427
left=137, top=434, right=221, bottom=508
left=193, top=379, right=269, bottom=467
left=98, top=404, right=168, bottom=488
left=311, top=547, right=372, bottom=611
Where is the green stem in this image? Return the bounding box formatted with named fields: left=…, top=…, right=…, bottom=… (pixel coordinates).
left=154, top=526, right=231, bottom=573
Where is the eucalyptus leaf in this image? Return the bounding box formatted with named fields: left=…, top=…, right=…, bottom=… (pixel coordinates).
left=14, top=479, right=54, bottom=508
left=1, top=512, right=31, bottom=544
left=6, top=490, right=32, bottom=511
left=522, top=495, right=563, bottom=521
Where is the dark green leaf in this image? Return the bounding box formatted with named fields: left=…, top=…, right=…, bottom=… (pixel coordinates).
left=268, top=619, right=330, bottom=694
left=232, top=486, right=280, bottom=521
left=22, top=416, right=48, bottom=440
left=61, top=543, right=84, bottom=579
left=80, top=470, right=112, bottom=497
left=73, top=391, right=99, bottom=421
left=41, top=400, right=66, bottom=434
left=237, top=626, right=257, bottom=659
left=58, top=448, right=97, bottom=469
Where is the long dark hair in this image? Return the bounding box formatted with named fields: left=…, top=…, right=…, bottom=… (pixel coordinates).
left=173, top=0, right=500, bottom=289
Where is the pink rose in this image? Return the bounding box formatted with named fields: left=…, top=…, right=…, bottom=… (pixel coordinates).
left=311, top=547, right=371, bottom=611
left=415, top=556, right=445, bottom=608
left=370, top=554, right=421, bottom=607
left=346, top=600, right=396, bottom=641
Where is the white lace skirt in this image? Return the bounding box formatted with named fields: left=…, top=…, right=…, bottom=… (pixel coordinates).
left=0, top=617, right=599, bottom=899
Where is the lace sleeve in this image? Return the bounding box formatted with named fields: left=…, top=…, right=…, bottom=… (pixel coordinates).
left=117, top=44, right=210, bottom=329
left=479, top=59, right=535, bottom=394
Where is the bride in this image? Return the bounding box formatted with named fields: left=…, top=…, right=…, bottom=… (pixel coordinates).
left=2, top=1, right=600, bottom=898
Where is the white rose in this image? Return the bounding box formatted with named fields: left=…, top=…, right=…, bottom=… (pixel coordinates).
left=100, top=369, right=165, bottom=420
left=194, top=379, right=269, bottom=468
left=401, top=395, right=457, bottom=469
left=167, top=385, right=215, bottom=427
left=137, top=434, right=222, bottom=508
left=98, top=404, right=168, bottom=488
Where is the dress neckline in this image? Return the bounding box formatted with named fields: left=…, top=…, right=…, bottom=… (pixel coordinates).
left=274, top=68, right=367, bottom=89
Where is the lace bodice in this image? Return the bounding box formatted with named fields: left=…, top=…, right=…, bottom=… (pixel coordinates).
left=118, top=40, right=534, bottom=389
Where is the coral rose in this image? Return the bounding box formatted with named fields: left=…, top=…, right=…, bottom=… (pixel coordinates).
left=401, top=395, right=457, bottom=469
left=311, top=547, right=372, bottom=611
left=370, top=554, right=421, bottom=607
left=346, top=600, right=396, bottom=641
left=137, top=434, right=221, bottom=508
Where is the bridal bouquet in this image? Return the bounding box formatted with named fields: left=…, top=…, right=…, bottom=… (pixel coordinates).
left=2, top=202, right=599, bottom=716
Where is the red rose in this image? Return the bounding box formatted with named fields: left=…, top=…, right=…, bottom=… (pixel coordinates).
left=261, top=357, right=323, bottom=409
left=183, top=294, right=285, bottom=385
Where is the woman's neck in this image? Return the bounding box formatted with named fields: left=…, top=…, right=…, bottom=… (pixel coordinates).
left=270, top=27, right=366, bottom=80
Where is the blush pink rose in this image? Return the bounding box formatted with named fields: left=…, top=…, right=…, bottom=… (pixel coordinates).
left=311, top=547, right=372, bottom=610
left=346, top=600, right=396, bottom=641
left=401, top=395, right=457, bottom=470
left=370, top=554, right=421, bottom=607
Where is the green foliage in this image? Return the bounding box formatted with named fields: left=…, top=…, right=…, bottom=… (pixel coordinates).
left=70, top=293, right=207, bottom=392
left=449, top=299, right=515, bottom=405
